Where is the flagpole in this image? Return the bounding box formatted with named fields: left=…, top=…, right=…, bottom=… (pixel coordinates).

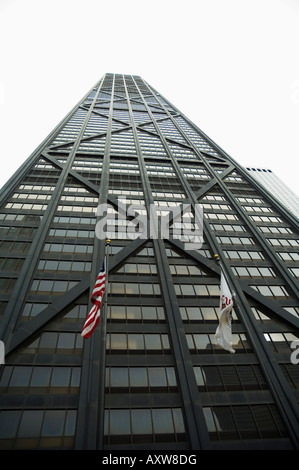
left=213, top=253, right=235, bottom=298
left=98, top=238, right=110, bottom=449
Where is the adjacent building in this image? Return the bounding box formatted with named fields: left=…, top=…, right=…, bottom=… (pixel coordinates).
left=0, top=74, right=298, bottom=450
left=245, top=167, right=299, bottom=219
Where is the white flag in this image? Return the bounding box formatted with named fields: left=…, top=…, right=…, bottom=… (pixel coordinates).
left=215, top=272, right=235, bottom=353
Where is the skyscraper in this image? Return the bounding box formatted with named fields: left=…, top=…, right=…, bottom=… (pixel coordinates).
left=0, top=73, right=298, bottom=451
left=245, top=167, right=299, bottom=219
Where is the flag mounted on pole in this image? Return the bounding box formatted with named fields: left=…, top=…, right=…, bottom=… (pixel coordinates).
left=215, top=257, right=235, bottom=353
left=81, top=260, right=106, bottom=339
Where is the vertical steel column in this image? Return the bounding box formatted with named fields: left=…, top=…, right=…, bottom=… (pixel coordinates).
left=75, top=73, right=115, bottom=450
left=125, top=76, right=211, bottom=450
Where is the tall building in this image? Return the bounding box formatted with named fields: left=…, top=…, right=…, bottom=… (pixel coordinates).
left=245, top=167, right=299, bottom=220
left=0, top=73, right=298, bottom=451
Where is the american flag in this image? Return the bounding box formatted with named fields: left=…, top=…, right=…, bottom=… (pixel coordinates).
left=81, top=260, right=106, bottom=338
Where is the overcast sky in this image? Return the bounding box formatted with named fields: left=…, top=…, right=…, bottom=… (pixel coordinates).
left=1, top=0, right=299, bottom=198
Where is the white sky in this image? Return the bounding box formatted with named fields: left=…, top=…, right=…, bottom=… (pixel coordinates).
left=1, top=0, right=299, bottom=197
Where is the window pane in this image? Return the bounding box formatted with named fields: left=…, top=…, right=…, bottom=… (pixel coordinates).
left=152, top=408, right=173, bottom=434
left=42, top=410, right=65, bottom=436
left=65, top=410, right=77, bottom=436
left=109, top=410, right=131, bottom=435
left=172, top=408, right=185, bottom=434
left=18, top=410, right=43, bottom=438
left=57, top=333, right=75, bottom=349
left=148, top=368, right=167, bottom=387
left=145, top=334, right=161, bottom=350
left=10, top=366, right=32, bottom=386
left=128, top=334, right=144, bottom=350
left=129, top=367, right=147, bottom=387
left=30, top=367, right=51, bottom=387
left=110, top=368, right=129, bottom=388
left=110, top=334, right=127, bottom=350
left=51, top=367, right=71, bottom=387
left=193, top=334, right=210, bottom=350
left=131, top=409, right=152, bottom=435
left=0, top=411, right=21, bottom=438
left=39, top=332, right=57, bottom=349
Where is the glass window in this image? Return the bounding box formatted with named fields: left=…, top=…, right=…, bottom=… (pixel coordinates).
left=57, top=333, right=76, bottom=349
left=39, top=332, right=57, bottom=349
left=128, top=334, right=144, bottom=350
left=109, top=409, right=131, bottom=436
left=110, top=333, right=127, bottom=350
left=30, top=367, right=51, bottom=387
left=0, top=411, right=20, bottom=438
left=129, top=368, right=147, bottom=388
left=110, top=368, right=129, bottom=388
left=42, top=410, right=65, bottom=437
left=17, top=410, right=43, bottom=438
left=65, top=410, right=77, bottom=437
left=51, top=367, right=71, bottom=387
left=10, top=366, right=31, bottom=386
left=193, top=334, right=210, bottom=351
left=148, top=367, right=167, bottom=388
left=144, top=334, right=161, bottom=350
left=152, top=408, right=173, bottom=434
left=131, top=409, right=152, bottom=435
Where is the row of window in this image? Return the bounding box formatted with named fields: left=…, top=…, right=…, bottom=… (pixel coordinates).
left=57, top=205, right=96, bottom=213
left=106, top=333, right=170, bottom=353
left=216, top=235, right=254, bottom=245
left=48, top=228, right=94, bottom=238
left=0, top=258, right=24, bottom=272
left=0, top=226, right=37, bottom=237
left=43, top=243, right=93, bottom=254
left=263, top=332, right=298, bottom=352
left=37, top=259, right=92, bottom=272
left=0, top=240, right=30, bottom=253
left=30, top=279, right=79, bottom=295
left=0, top=409, right=76, bottom=442
left=223, top=250, right=265, bottom=261
left=173, top=283, right=220, bottom=297
left=104, top=407, right=185, bottom=444
left=268, top=238, right=299, bottom=247
left=105, top=366, right=177, bottom=391
left=12, top=193, right=52, bottom=201
left=5, top=202, right=48, bottom=211
left=210, top=223, right=246, bottom=232
left=116, top=263, right=157, bottom=275
left=278, top=252, right=299, bottom=261
left=109, top=282, right=161, bottom=297
left=24, top=332, right=83, bottom=352
left=250, top=284, right=289, bottom=298
left=194, top=364, right=267, bottom=391
left=186, top=333, right=251, bottom=353
left=259, top=225, right=293, bottom=235
left=232, top=266, right=276, bottom=278
left=0, top=366, right=81, bottom=389
left=108, top=305, right=165, bottom=322
left=204, top=404, right=285, bottom=440
left=53, top=215, right=96, bottom=225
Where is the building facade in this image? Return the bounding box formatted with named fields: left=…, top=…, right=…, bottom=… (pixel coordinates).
left=245, top=167, right=299, bottom=220
left=0, top=73, right=298, bottom=450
